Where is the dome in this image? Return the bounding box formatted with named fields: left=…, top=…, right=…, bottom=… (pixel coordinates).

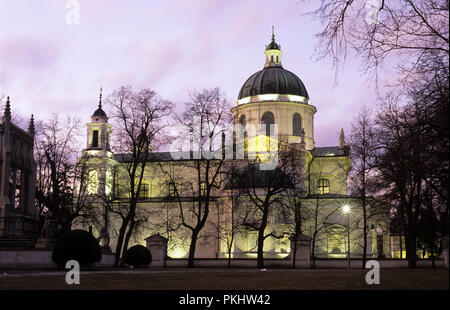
left=91, top=87, right=107, bottom=118
left=92, top=107, right=107, bottom=118
left=266, top=40, right=280, bottom=50
left=238, top=66, right=309, bottom=100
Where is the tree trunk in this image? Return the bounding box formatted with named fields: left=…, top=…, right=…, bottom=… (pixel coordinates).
left=187, top=229, right=199, bottom=268
left=257, top=230, right=265, bottom=269
left=407, top=225, right=417, bottom=268
left=311, top=234, right=316, bottom=269
left=227, top=235, right=234, bottom=268
left=256, top=205, right=269, bottom=269
left=291, top=234, right=298, bottom=269
left=362, top=196, right=367, bottom=269
left=122, top=218, right=136, bottom=258
left=114, top=218, right=129, bottom=266
left=431, top=247, right=436, bottom=268
left=399, top=233, right=403, bottom=259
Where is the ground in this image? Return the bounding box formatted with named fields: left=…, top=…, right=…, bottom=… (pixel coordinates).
left=0, top=268, right=448, bottom=290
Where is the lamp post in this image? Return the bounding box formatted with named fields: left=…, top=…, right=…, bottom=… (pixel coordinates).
left=343, top=205, right=351, bottom=269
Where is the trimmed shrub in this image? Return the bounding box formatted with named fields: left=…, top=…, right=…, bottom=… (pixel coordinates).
left=52, top=229, right=102, bottom=267
left=124, top=245, right=152, bottom=268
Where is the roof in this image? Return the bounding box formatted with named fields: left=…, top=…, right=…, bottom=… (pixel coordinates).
left=238, top=66, right=309, bottom=100
left=225, top=163, right=293, bottom=189
left=114, top=152, right=175, bottom=163
left=113, top=151, right=224, bottom=163
left=92, top=107, right=107, bottom=118
left=309, top=146, right=350, bottom=157
left=266, top=40, right=280, bottom=50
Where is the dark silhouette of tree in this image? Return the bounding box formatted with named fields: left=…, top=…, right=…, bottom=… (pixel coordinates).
left=107, top=86, right=173, bottom=266
left=159, top=88, right=232, bottom=268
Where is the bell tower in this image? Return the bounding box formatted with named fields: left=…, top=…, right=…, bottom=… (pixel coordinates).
left=84, top=87, right=112, bottom=157
left=81, top=88, right=115, bottom=197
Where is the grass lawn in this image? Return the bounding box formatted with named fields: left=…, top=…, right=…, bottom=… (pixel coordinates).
left=0, top=268, right=448, bottom=290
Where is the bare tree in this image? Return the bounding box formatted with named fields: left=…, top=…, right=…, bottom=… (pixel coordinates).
left=229, top=142, right=298, bottom=269
left=375, top=95, right=426, bottom=267
left=159, top=88, right=232, bottom=267
left=217, top=161, right=248, bottom=267
left=107, top=86, right=173, bottom=266
left=276, top=141, right=309, bottom=268
left=348, top=107, right=379, bottom=268
left=34, top=114, right=86, bottom=236
left=305, top=0, right=449, bottom=84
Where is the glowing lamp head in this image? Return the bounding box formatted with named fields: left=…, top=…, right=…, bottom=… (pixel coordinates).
left=342, top=205, right=350, bottom=214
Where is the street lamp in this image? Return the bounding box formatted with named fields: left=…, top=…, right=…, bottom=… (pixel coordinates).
left=342, top=205, right=351, bottom=269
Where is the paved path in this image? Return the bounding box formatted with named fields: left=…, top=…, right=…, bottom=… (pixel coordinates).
left=0, top=268, right=277, bottom=278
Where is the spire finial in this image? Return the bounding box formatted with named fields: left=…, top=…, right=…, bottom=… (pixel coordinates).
left=28, top=114, right=35, bottom=135
left=98, top=87, right=103, bottom=109
left=272, top=25, right=275, bottom=41
left=339, top=128, right=345, bottom=151
left=4, top=96, right=11, bottom=121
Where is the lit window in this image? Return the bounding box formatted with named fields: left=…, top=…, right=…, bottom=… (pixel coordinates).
left=105, top=170, right=113, bottom=196
left=200, top=182, right=207, bottom=197
left=168, top=182, right=177, bottom=197
left=317, top=178, right=330, bottom=194
left=87, top=170, right=99, bottom=195
left=113, top=171, right=120, bottom=197
left=139, top=183, right=149, bottom=198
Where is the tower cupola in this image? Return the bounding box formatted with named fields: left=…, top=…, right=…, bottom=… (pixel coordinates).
left=85, top=87, right=112, bottom=153
left=264, top=26, right=282, bottom=68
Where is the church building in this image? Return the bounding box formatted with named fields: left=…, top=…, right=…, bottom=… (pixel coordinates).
left=79, top=32, right=390, bottom=261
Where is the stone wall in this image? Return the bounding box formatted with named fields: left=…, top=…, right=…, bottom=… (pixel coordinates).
left=0, top=249, right=115, bottom=269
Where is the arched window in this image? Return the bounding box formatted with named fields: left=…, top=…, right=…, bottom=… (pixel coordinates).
left=271, top=55, right=274, bottom=62
left=92, top=130, right=99, bottom=148
left=276, top=55, right=279, bottom=63
left=317, top=178, right=330, bottom=194
left=261, top=111, right=275, bottom=136
left=239, top=114, right=248, bottom=141
left=292, top=113, right=302, bottom=136
left=239, top=114, right=246, bottom=130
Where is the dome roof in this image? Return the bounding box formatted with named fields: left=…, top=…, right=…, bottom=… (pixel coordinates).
left=92, top=107, right=107, bottom=118
left=238, top=66, right=309, bottom=100
left=92, top=87, right=107, bottom=118
left=266, top=40, right=280, bottom=50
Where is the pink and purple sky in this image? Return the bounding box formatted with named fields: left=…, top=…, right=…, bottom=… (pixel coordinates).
left=0, top=0, right=380, bottom=147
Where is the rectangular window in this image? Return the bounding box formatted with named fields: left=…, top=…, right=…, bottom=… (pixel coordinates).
left=92, top=130, right=99, bottom=148
left=87, top=170, right=98, bottom=195
left=139, top=183, right=149, bottom=198
left=248, top=232, right=258, bottom=252
left=14, top=169, right=21, bottom=209
left=317, top=178, right=330, bottom=194
left=113, top=171, right=120, bottom=197
left=200, top=182, right=207, bottom=197
left=168, top=182, right=178, bottom=197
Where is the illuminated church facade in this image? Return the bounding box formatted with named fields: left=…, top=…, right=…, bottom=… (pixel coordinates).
left=79, top=33, right=392, bottom=260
